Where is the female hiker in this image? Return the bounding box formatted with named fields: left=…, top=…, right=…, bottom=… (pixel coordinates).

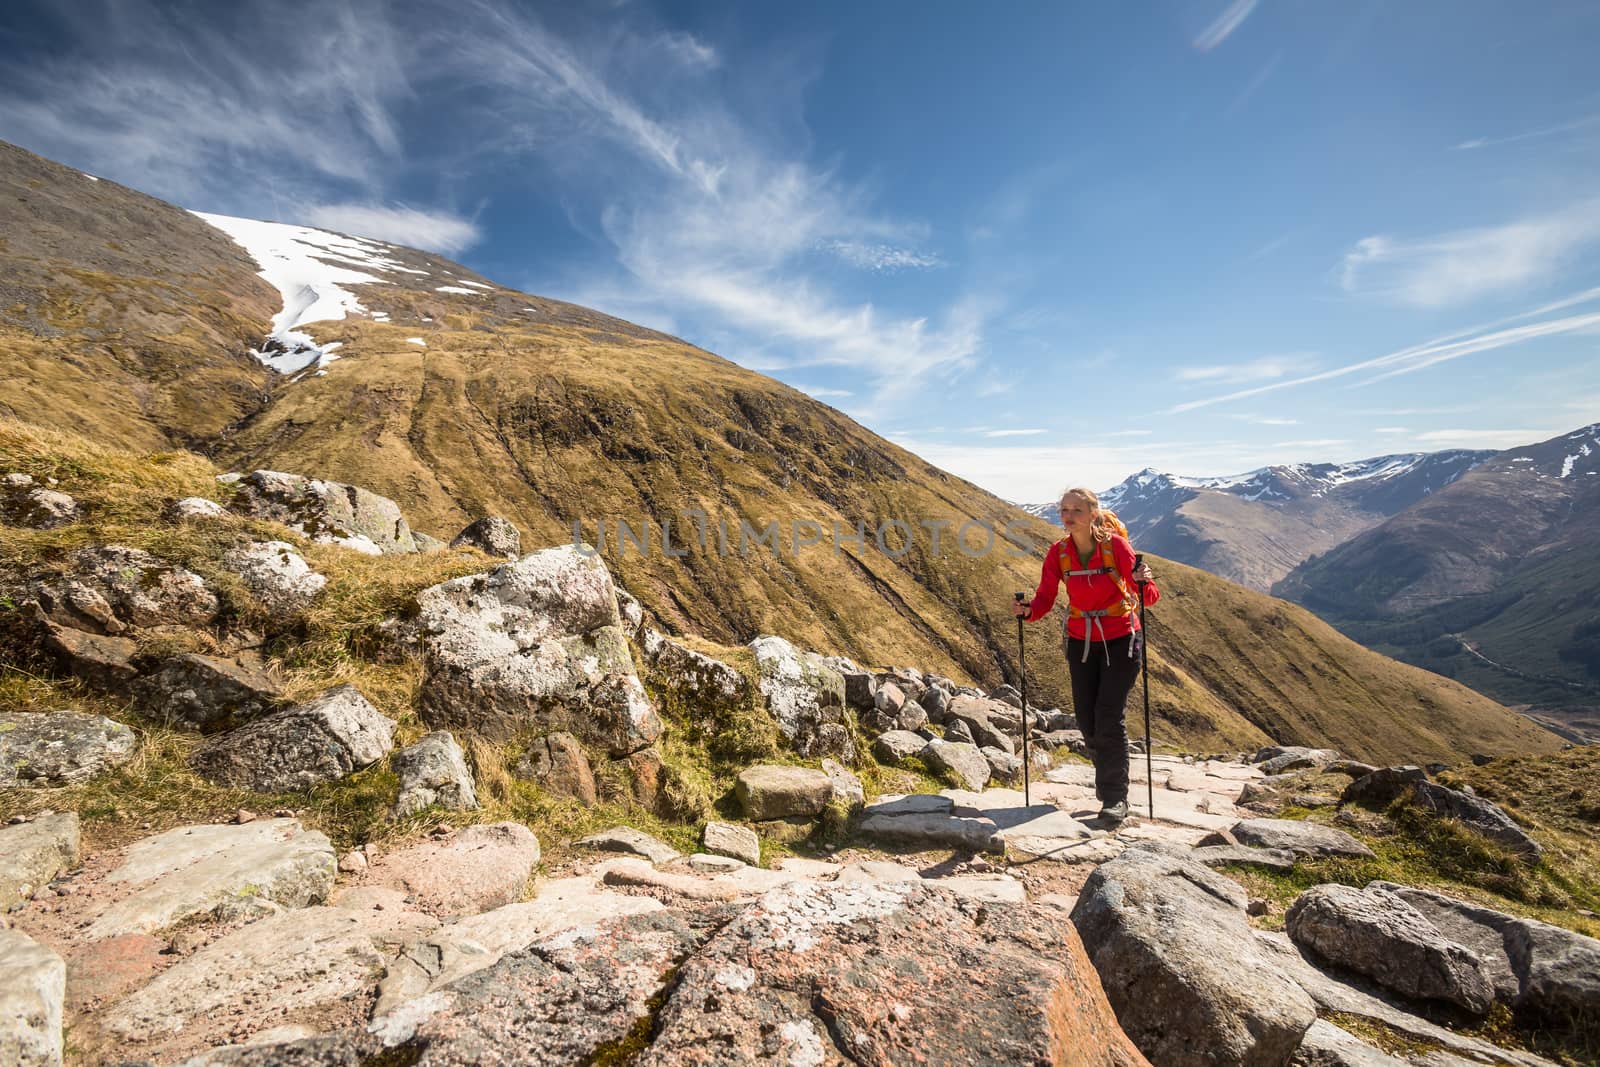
left=1011, top=486, right=1157, bottom=823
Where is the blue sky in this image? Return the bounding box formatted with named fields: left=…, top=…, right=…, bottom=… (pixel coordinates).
left=4, top=0, right=1600, bottom=501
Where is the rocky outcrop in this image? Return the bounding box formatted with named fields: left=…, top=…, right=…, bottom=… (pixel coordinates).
left=1227, top=818, right=1376, bottom=858
left=361, top=823, right=540, bottom=918
left=392, top=731, right=479, bottom=818
left=416, top=546, right=661, bottom=754
left=856, top=793, right=1004, bottom=853
left=1343, top=768, right=1542, bottom=859
left=0, top=812, right=80, bottom=910
left=134, top=651, right=283, bottom=732
left=513, top=731, right=596, bottom=805
left=748, top=634, right=854, bottom=762
left=1375, top=882, right=1600, bottom=1023
left=0, top=928, right=65, bottom=1067
left=84, top=819, right=335, bottom=940
left=31, top=545, right=218, bottom=633
left=734, top=764, right=833, bottom=821
left=188, top=685, right=396, bottom=791
left=219, top=540, right=326, bottom=612
left=639, top=881, right=1149, bottom=1066
left=1286, top=883, right=1495, bottom=1013
left=228, top=470, right=417, bottom=554
left=40, top=624, right=138, bottom=690
left=449, top=515, right=521, bottom=558
left=1290, top=1019, right=1409, bottom=1066
left=1072, top=849, right=1316, bottom=1066
left=0, top=711, right=137, bottom=787
left=945, top=693, right=1021, bottom=754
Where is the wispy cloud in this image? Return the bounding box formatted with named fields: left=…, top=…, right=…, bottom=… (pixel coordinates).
left=302, top=203, right=481, bottom=254
left=820, top=240, right=943, bottom=272
left=1106, top=429, right=1153, bottom=437
left=983, top=428, right=1046, bottom=438
left=1193, top=0, right=1259, bottom=52
left=1172, top=287, right=1600, bottom=413
left=1413, top=428, right=1546, bottom=447
left=1455, top=112, right=1600, bottom=151
left=1177, top=355, right=1316, bottom=384
left=1340, top=201, right=1600, bottom=307
left=1227, top=414, right=1299, bottom=426
left=792, top=384, right=852, bottom=398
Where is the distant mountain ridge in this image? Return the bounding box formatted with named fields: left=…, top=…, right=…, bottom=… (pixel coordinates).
left=1024, top=449, right=1491, bottom=591
left=1275, top=423, right=1600, bottom=721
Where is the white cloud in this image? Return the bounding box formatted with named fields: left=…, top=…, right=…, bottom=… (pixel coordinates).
left=791, top=383, right=852, bottom=398
left=1413, top=428, right=1547, bottom=447
left=1454, top=112, right=1600, bottom=151
left=1341, top=201, right=1600, bottom=307
left=1177, top=355, right=1316, bottom=384
left=1193, top=0, right=1259, bottom=52
left=302, top=204, right=481, bottom=254
left=1375, top=426, right=1411, bottom=434
left=1172, top=287, right=1600, bottom=413
left=983, top=429, right=1046, bottom=438
left=821, top=240, right=943, bottom=271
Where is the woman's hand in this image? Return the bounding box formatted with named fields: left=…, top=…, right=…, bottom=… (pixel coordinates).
left=1134, top=563, right=1155, bottom=584
left=1012, top=598, right=1031, bottom=618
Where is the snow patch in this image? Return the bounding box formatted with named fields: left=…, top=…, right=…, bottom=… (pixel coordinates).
left=406, top=337, right=427, bottom=347
left=456, top=280, right=494, bottom=290
left=1561, top=441, right=1593, bottom=478
left=81, top=172, right=100, bottom=181
left=435, top=285, right=479, bottom=295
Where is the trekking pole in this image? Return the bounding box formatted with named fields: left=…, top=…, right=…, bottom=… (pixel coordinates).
left=1134, top=554, right=1154, bottom=821
left=1013, top=591, right=1032, bottom=807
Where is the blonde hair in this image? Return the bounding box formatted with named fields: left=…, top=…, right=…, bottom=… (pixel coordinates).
left=1059, top=486, right=1128, bottom=543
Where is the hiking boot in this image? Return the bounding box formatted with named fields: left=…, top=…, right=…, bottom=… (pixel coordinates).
left=1100, top=800, right=1129, bottom=824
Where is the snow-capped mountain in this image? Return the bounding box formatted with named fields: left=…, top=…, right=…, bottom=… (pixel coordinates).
left=1022, top=449, right=1492, bottom=590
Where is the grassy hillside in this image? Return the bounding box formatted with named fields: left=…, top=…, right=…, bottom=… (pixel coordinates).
left=0, top=138, right=1566, bottom=765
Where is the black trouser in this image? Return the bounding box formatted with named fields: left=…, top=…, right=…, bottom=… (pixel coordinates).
left=1065, top=632, right=1141, bottom=806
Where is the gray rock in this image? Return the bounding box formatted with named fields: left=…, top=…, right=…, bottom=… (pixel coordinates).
left=943, top=718, right=976, bottom=745
left=1071, top=849, right=1316, bottom=1067
left=748, top=635, right=854, bottom=762
left=365, top=824, right=540, bottom=918
left=1323, top=760, right=1379, bottom=779
left=981, top=745, right=1023, bottom=784
left=918, top=684, right=950, bottom=722
left=821, top=757, right=864, bottom=814
left=840, top=668, right=877, bottom=711
left=1291, top=1019, right=1410, bottom=1066
left=40, top=623, right=138, bottom=690
left=1189, top=844, right=1298, bottom=873
left=393, top=732, right=479, bottom=818
left=990, top=683, right=1023, bottom=708
left=0, top=928, right=64, bottom=1067
left=1286, top=883, right=1495, bottom=1014
left=875, top=681, right=906, bottom=718
left=613, top=587, right=644, bottom=636
left=221, top=540, right=327, bottom=612
left=416, top=546, right=661, bottom=754
left=413, top=531, right=447, bottom=553
left=686, top=853, right=744, bottom=873
left=0, top=711, right=137, bottom=787
left=734, top=765, right=833, bottom=820
left=921, top=739, right=991, bottom=791
left=872, top=729, right=927, bottom=764
left=85, top=818, right=335, bottom=939
left=577, top=826, right=682, bottom=866
left=1375, top=881, right=1600, bottom=1023
left=1231, top=818, right=1375, bottom=858
left=189, top=685, right=396, bottom=792
left=644, top=636, right=751, bottom=713
left=450, top=515, right=521, bottom=558
left=168, top=496, right=228, bottom=520
left=1341, top=766, right=1428, bottom=809
left=856, top=795, right=1002, bottom=852
left=230, top=469, right=417, bottom=554
left=135, top=652, right=284, bottom=732
left=0, top=812, right=80, bottom=910
left=1413, top=781, right=1542, bottom=859
left=514, top=731, right=596, bottom=805
left=1260, top=748, right=1340, bottom=775
left=702, top=822, right=760, bottom=866
left=3, top=486, right=78, bottom=529
left=32, top=545, right=218, bottom=633
left=2, top=472, right=33, bottom=488
left=945, top=693, right=1019, bottom=754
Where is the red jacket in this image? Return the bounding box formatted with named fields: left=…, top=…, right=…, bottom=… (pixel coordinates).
left=1024, top=534, right=1159, bottom=641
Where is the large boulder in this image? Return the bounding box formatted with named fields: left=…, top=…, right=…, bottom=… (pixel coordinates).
left=922, top=738, right=992, bottom=791
left=639, top=881, right=1150, bottom=1066
left=872, top=729, right=927, bottom=764
left=30, top=545, right=218, bottom=634
left=416, top=546, right=661, bottom=754
left=392, top=731, right=479, bottom=818
left=1412, top=781, right=1543, bottom=859
left=188, top=685, right=396, bottom=791
left=1072, top=849, right=1316, bottom=1066
left=0, top=812, right=80, bottom=910
left=1375, top=881, right=1600, bottom=1023
left=945, top=693, right=1020, bottom=754
left=220, top=540, right=327, bottom=612
left=84, top=818, right=335, bottom=939
left=1228, top=818, right=1375, bottom=859
left=1286, top=883, right=1495, bottom=1014
left=134, top=651, right=284, bottom=731
left=0, top=711, right=137, bottom=787
left=1340, top=766, right=1427, bottom=809
left=856, top=794, right=1003, bottom=853
left=229, top=469, right=418, bottom=554
left=2, top=484, right=78, bottom=529
left=450, top=515, right=522, bottom=558
left=748, top=635, right=855, bottom=762
left=40, top=623, right=138, bottom=690
left=735, top=764, right=833, bottom=821
left=0, top=929, right=64, bottom=1067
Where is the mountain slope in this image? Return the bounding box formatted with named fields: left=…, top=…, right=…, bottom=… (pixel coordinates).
left=1276, top=424, right=1600, bottom=717
left=0, top=138, right=1561, bottom=764
left=1074, top=451, right=1492, bottom=591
